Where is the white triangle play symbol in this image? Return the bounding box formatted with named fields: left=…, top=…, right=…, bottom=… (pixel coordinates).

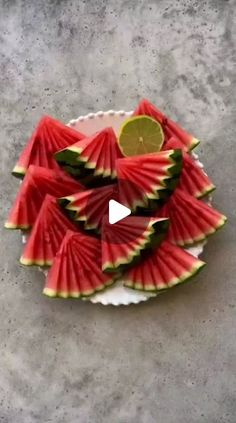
left=109, top=199, right=131, bottom=224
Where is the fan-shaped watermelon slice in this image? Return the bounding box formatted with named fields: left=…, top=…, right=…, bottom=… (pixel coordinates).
left=12, top=115, right=85, bottom=178
left=116, top=149, right=182, bottom=211
left=156, top=188, right=227, bottom=246
left=43, top=230, right=115, bottom=298
left=133, top=98, right=199, bottom=151
left=55, top=127, right=124, bottom=179
left=101, top=215, right=169, bottom=272
left=164, top=137, right=215, bottom=198
left=59, top=184, right=118, bottom=232
left=123, top=240, right=205, bottom=292
left=20, top=195, right=79, bottom=266
left=5, top=165, right=84, bottom=230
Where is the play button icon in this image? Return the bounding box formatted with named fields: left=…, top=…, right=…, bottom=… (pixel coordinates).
left=109, top=199, right=131, bottom=224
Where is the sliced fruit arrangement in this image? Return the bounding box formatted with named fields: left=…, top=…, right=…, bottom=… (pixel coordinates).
left=43, top=230, right=115, bottom=298
left=55, top=127, right=124, bottom=179
left=59, top=184, right=118, bottom=232
left=119, top=115, right=164, bottom=156
left=133, top=98, right=199, bottom=151
left=5, top=166, right=84, bottom=230
left=116, top=149, right=182, bottom=211
left=20, top=195, right=79, bottom=267
left=5, top=99, right=226, bottom=303
left=164, top=137, right=215, bottom=198
left=101, top=215, right=169, bottom=272
left=123, top=240, right=206, bottom=292
left=156, top=188, right=227, bottom=246
left=12, top=115, right=85, bottom=178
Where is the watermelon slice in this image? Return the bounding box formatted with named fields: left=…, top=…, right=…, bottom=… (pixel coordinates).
left=12, top=115, right=85, bottom=178
left=116, top=149, right=182, bottom=211
left=59, top=184, right=118, bottom=232
left=133, top=98, right=199, bottom=151
left=55, top=127, right=124, bottom=179
left=5, top=165, right=84, bottom=230
left=123, top=240, right=206, bottom=292
left=101, top=215, right=169, bottom=272
left=20, top=195, right=79, bottom=266
left=164, top=137, right=215, bottom=198
left=156, top=188, right=227, bottom=246
left=43, top=230, right=115, bottom=298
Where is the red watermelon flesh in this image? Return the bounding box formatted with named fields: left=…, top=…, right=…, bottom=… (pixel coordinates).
left=20, top=195, right=79, bottom=266
left=164, top=137, right=215, bottom=198
left=116, top=149, right=182, bottom=211
left=133, top=98, right=199, bottom=151
left=101, top=215, right=169, bottom=272
left=156, top=188, right=227, bottom=246
left=5, top=166, right=84, bottom=230
left=12, top=115, right=85, bottom=178
left=43, top=230, right=115, bottom=298
left=59, top=184, right=118, bottom=232
left=123, top=240, right=205, bottom=292
left=55, top=127, right=124, bottom=179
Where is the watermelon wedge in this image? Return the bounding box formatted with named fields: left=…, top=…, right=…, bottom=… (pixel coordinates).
left=55, top=127, right=124, bottom=179
left=43, top=230, right=115, bottom=298
left=123, top=240, right=206, bottom=292
left=59, top=184, right=118, bottom=232
left=133, top=98, right=199, bottom=151
left=116, top=149, right=182, bottom=211
left=164, top=137, right=215, bottom=198
left=101, top=215, right=169, bottom=272
left=156, top=188, right=227, bottom=246
left=12, top=115, right=85, bottom=178
left=5, top=166, right=84, bottom=230
left=20, top=195, right=79, bottom=266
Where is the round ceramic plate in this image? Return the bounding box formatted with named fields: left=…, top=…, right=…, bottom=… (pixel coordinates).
left=65, top=110, right=207, bottom=305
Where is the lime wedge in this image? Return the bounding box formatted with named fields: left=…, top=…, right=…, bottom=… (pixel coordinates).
left=119, top=115, right=164, bottom=156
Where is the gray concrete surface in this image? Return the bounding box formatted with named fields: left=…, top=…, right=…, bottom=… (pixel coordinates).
left=0, top=0, right=235, bottom=422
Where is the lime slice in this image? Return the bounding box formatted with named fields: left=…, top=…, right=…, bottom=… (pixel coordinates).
left=119, top=115, right=164, bottom=156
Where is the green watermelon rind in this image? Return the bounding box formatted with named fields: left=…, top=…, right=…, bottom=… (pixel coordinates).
left=54, top=147, right=92, bottom=178
left=57, top=196, right=73, bottom=209
left=190, top=137, right=200, bottom=150
left=20, top=257, right=53, bottom=267
left=75, top=216, right=99, bottom=232
left=43, top=275, right=118, bottom=299
left=195, top=183, right=216, bottom=199
left=54, top=149, right=96, bottom=179
left=11, top=166, right=28, bottom=179
left=165, top=135, right=200, bottom=152
left=175, top=215, right=227, bottom=247
left=58, top=190, right=114, bottom=233
left=124, top=259, right=206, bottom=292
left=161, top=149, right=183, bottom=192
left=168, top=149, right=183, bottom=174
left=55, top=148, right=82, bottom=166
left=122, top=149, right=183, bottom=212
left=4, top=222, right=31, bottom=230
left=102, top=219, right=169, bottom=273
left=55, top=144, right=117, bottom=180
left=62, top=165, right=83, bottom=177
left=60, top=206, right=101, bottom=233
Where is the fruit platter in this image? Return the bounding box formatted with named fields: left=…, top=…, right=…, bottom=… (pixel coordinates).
left=5, top=99, right=227, bottom=305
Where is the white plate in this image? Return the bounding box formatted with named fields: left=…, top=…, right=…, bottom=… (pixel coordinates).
left=22, top=110, right=207, bottom=306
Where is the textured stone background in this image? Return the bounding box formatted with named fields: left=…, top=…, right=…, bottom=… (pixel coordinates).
left=0, top=1, right=235, bottom=422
